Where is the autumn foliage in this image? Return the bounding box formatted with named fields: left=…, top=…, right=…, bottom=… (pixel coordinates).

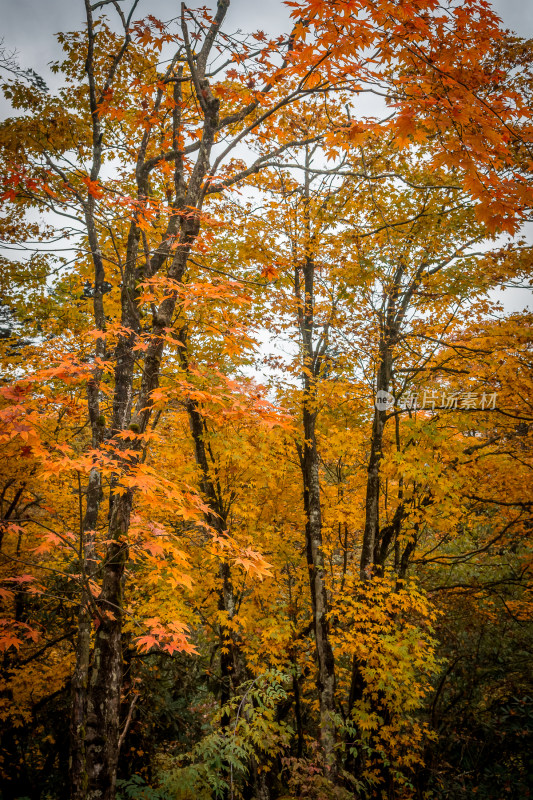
left=0, top=1, right=532, bottom=799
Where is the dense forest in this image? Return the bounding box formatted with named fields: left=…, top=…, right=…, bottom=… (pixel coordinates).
left=0, top=1, right=532, bottom=798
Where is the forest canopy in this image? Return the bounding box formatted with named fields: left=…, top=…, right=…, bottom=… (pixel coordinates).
left=0, top=1, right=532, bottom=799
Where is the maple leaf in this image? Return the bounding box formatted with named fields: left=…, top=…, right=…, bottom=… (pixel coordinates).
left=81, top=176, right=104, bottom=199
left=261, top=265, right=279, bottom=281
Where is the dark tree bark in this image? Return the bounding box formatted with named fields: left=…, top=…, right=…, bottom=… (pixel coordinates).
left=294, top=150, right=337, bottom=767
left=70, top=468, right=101, bottom=800
left=84, top=496, right=131, bottom=800
left=299, top=412, right=337, bottom=765
left=360, top=339, right=392, bottom=580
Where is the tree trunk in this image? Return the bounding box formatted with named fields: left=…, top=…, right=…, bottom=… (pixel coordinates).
left=84, top=493, right=131, bottom=800
left=300, top=412, right=337, bottom=766
left=294, top=150, right=337, bottom=768
left=70, top=462, right=101, bottom=800
left=360, top=339, right=391, bottom=580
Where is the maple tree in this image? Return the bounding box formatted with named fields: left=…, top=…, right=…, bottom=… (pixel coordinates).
left=0, top=1, right=532, bottom=799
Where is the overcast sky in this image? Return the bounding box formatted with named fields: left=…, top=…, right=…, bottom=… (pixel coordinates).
left=1, top=0, right=531, bottom=312
left=0, top=0, right=290, bottom=82
left=1, top=0, right=532, bottom=88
